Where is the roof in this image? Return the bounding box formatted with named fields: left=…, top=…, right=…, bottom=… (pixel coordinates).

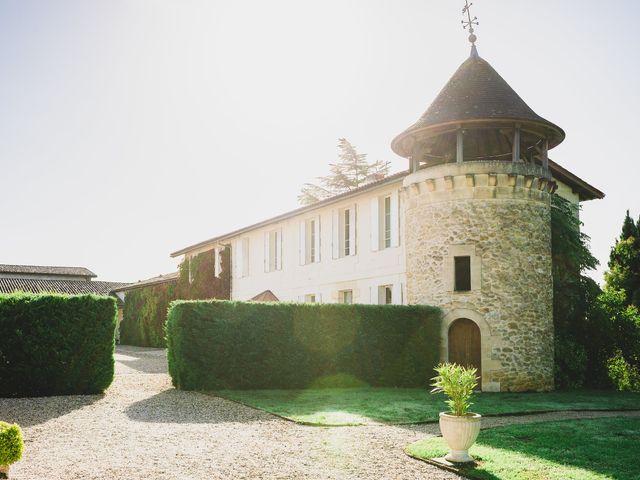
left=171, top=161, right=603, bottom=258
left=112, top=272, right=180, bottom=293
left=548, top=159, right=605, bottom=201
left=0, top=264, right=97, bottom=278
left=249, top=290, right=280, bottom=302
left=170, top=171, right=408, bottom=257
left=392, top=53, right=565, bottom=156
left=0, top=278, right=129, bottom=296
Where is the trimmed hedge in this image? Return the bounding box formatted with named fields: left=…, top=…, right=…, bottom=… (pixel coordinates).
left=166, top=300, right=441, bottom=390
left=0, top=293, right=117, bottom=397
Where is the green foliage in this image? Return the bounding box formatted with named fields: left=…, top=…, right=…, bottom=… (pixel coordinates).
left=166, top=300, right=441, bottom=390
left=551, top=195, right=601, bottom=388
left=119, top=247, right=230, bottom=347
left=430, top=363, right=478, bottom=416
left=120, top=281, right=176, bottom=347
left=298, top=138, right=391, bottom=205
left=0, top=293, right=116, bottom=397
left=607, top=350, right=640, bottom=392
left=0, top=422, right=23, bottom=467
left=605, top=210, right=640, bottom=308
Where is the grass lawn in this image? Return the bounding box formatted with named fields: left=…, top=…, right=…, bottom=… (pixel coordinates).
left=406, top=417, right=640, bottom=480
left=214, top=388, right=640, bottom=425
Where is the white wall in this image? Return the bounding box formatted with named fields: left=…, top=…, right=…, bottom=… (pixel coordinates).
left=229, top=180, right=406, bottom=304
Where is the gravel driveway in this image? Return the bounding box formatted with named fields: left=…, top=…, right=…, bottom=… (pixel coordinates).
left=2, top=346, right=639, bottom=480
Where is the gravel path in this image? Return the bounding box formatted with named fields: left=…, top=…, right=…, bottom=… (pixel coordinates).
left=2, top=347, right=639, bottom=480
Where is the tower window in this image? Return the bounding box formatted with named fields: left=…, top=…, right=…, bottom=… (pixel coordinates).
left=454, top=256, right=471, bottom=292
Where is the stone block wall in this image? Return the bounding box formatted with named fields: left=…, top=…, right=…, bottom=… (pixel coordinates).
left=403, top=161, right=554, bottom=392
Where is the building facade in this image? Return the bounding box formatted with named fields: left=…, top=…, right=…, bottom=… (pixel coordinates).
left=170, top=49, right=603, bottom=392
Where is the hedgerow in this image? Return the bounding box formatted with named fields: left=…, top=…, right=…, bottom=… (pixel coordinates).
left=166, top=300, right=441, bottom=390
left=0, top=293, right=116, bottom=397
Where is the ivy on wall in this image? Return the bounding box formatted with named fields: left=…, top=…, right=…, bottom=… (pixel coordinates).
left=119, top=247, right=231, bottom=347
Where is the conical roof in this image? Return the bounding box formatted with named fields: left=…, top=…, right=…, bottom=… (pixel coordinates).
left=392, top=52, right=565, bottom=157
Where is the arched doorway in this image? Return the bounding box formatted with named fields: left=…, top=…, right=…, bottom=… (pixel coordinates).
left=448, top=318, right=482, bottom=378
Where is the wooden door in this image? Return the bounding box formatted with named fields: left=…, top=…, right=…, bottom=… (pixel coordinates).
left=448, top=318, right=482, bottom=378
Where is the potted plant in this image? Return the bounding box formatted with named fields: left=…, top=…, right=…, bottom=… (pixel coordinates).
left=0, top=422, right=24, bottom=479
left=430, top=363, right=481, bottom=463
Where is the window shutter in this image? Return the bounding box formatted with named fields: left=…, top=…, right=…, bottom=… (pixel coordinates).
left=214, top=248, right=221, bottom=278
left=277, top=229, right=283, bottom=270
left=317, top=293, right=322, bottom=303
left=242, top=238, right=250, bottom=277
left=349, top=204, right=357, bottom=256
left=264, top=232, right=269, bottom=273
left=314, top=215, right=321, bottom=262
left=369, top=286, right=377, bottom=304
left=299, top=221, right=306, bottom=265
left=235, top=239, right=243, bottom=278
left=332, top=209, right=339, bottom=259
left=370, top=197, right=379, bottom=251
left=390, top=190, right=399, bottom=247
left=392, top=283, right=401, bottom=305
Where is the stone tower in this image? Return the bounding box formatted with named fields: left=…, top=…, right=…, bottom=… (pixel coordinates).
left=392, top=47, right=563, bottom=392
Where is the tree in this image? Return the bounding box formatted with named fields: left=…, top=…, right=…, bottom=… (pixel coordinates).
left=298, top=138, right=391, bottom=205
left=605, top=210, right=640, bottom=308
left=551, top=195, right=601, bottom=388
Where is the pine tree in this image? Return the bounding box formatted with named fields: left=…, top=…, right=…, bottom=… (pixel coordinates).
left=605, top=210, right=640, bottom=308
left=298, top=138, right=391, bottom=205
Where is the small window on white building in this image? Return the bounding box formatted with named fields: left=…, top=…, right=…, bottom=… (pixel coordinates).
left=340, top=290, right=353, bottom=304
left=235, top=238, right=250, bottom=278
left=300, top=216, right=321, bottom=265
left=332, top=206, right=357, bottom=259
left=305, top=294, right=317, bottom=303
left=265, top=230, right=282, bottom=273
left=378, top=285, right=393, bottom=305
left=370, top=190, right=399, bottom=251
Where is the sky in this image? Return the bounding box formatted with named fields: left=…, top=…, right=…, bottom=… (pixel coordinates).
left=0, top=0, right=638, bottom=284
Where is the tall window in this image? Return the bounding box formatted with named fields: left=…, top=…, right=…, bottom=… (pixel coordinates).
left=309, top=219, right=316, bottom=263
left=384, top=196, right=392, bottom=249
left=454, top=256, right=471, bottom=292
left=266, top=230, right=282, bottom=272
left=302, top=217, right=320, bottom=265
left=340, top=290, right=353, bottom=304
left=343, top=209, right=351, bottom=256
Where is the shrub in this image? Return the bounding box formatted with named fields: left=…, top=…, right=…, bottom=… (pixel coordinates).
left=0, top=422, right=23, bottom=467
left=166, top=300, right=441, bottom=390
left=607, top=350, right=640, bottom=393
left=0, top=293, right=116, bottom=397
left=430, top=363, right=478, bottom=416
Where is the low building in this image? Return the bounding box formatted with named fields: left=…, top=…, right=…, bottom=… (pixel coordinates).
left=0, top=264, right=129, bottom=336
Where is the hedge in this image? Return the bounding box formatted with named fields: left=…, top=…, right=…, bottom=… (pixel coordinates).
left=119, top=247, right=231, bottom=347
left=0, top=293, right=117, bottom=397
left=166, top=300, right=441, bottom=390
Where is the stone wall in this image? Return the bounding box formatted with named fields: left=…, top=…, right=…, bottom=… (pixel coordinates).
left=403, top=161, right=554, bottom=392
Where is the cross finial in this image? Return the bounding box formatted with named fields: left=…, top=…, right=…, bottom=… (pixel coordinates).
left=461, top=1, right=479, bottom=51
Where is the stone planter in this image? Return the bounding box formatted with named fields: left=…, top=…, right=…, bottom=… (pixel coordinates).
left=439, top=412, right=482, bottom=463
left=0, top=464, right=9, bottom=479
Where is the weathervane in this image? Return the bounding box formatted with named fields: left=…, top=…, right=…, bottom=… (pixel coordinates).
left=461, top=1, right=479, bottom=46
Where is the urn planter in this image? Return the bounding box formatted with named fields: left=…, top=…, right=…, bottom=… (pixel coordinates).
left=439, top=412, right=482, bottom=463
left=0, top=464, right=9, bottom=479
